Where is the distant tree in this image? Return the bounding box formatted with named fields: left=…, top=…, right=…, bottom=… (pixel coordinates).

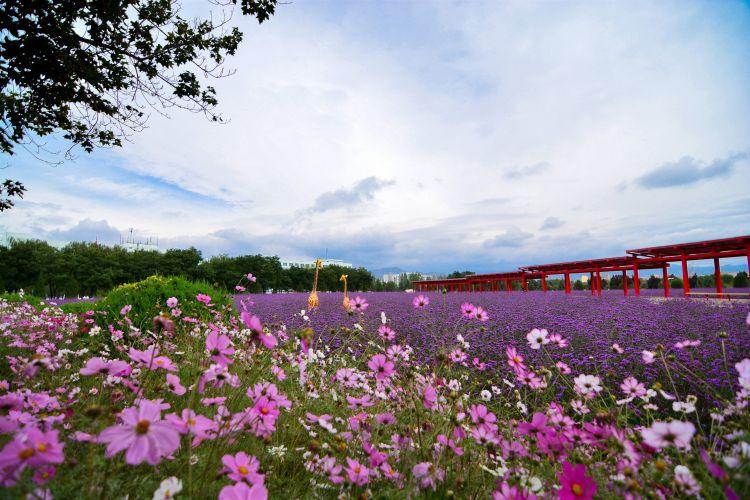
left=689, top=273, right=698, bottom=289
left=573, top=280, right=584, bottom=291
left=733, top=271, right=749, bottom=288
left=646, top=275, right=661, bottom=289
left=0, top=0, right=278, bottom=202
left=669, top=277, right=683, bottom=289
left=446, top=271, right=474, bottom=279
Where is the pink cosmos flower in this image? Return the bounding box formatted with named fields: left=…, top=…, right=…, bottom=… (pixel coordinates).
left=321, top=456, right=344, bottom=484
left=642, top=350, right=656, bottom=364
left=367, top=354, right=395, bottom=380
left=346, top=395, right=374, bottom=410
left=449, top=348, right=467, bottom=363
left=460, top=302, right=476, bottom=318
left=474, top=306, right=489, bottom=322
left=165, top=409, right=217, bottom=445
left=0, top=428, right=64, bottom=485
left=240, top=312, right=277, bottom=349
left=471, top=425, right=500, bottom=446
left=120, top=305, right=132, bottom=316
left=196, top=294, right=212, bottom=305
left=557, top=461, right=597, bottom=500
left=494, top=482, right=538, bottom=500
left=436, top=434, right=463, bottom=456
left=218, top=481, right=267, bottom=500
left=79, top=357, right=132, bottom=377
left=620, top=377, right=646, bottom=399
left=641, top=420, right=695, bottom=450
left=412, top=462, right=445, bottom=490
left=32, top=465, right=55, bottom=485
left=166, top=374, right=186, bottom=396
left=222, top=452, right=264, bottom=484
left=235, top=285, right=246, bottom=292
left=166, top=297, right=178, bottom=308
left=378, top=325, right=396, bottom=341
left=344, top=457, right=370, bottom=486
left=98, top=399, right=180, bottom=465
left=271, top=366, right=286, bottom=381
left=556, top=361, right=572, bottom=374
left=206, top=330, right=235, bottom=366
left=469, top=404, right=497, bottom=429
left=506, top=346, right=526, bottom=372
left=412, top=295, right=429, bottom=308
left=350, top=296, right=369, bottom=312
left=422, top=385, right=438, bottom=409
left=549, top=333, right=568, bottom=348
left=472, top=358, right=487, bottom=371
left=246, top=273, right=257, bottom=282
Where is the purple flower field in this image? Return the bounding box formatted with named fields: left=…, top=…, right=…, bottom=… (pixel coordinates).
left=243, top=291, right=750, bottom=401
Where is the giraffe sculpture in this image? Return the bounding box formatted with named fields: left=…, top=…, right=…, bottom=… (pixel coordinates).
left=340, top=274, right=350, bottom=311
left=307, top=259, right=323, bottom=310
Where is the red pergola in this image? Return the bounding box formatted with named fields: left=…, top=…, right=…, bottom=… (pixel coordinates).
left=522, top=256, right=664, bottom=296
left=412, top=234, right=750, bottom=299
left=626, top=235, right=750, bottom=298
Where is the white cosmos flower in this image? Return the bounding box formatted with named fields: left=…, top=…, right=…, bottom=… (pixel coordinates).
left=153, top=477, right=182, bottom=500
left=480, top=390, right=492, bottom=401
left=526, top=329, right=549, bottom=350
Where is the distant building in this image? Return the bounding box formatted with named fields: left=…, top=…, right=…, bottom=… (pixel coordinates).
left=280, top=258, right=354, bottom=270
left=382, top=273, right=402, bottom=284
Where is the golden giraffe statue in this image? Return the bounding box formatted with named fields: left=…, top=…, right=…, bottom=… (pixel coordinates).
left=307, top=259, right=323, bottom=310
left=340, top=274, right=350, bottom=311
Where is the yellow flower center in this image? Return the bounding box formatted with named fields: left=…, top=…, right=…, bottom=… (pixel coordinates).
left=18, top=447, right=35, bottom=460
left=37, top=443, right=47, bottom=452
left=572, top=483, right=583, bottom=496
left=238, top=466, right=249, bottom=474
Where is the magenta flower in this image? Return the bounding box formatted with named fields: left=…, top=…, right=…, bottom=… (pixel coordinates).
left=241, top=312, right=277, bottom=349
left=460, top=302, right=476, bottom=318
left=412, top=295, right=429, bottom=308
left=474, top=306, right=489, bottom=322
left=98, top=399, right=180, bottom=465
left=345, top=457, right=370, bottom=486
left=165, top=409, right=217, bottom=445
left=506, top=346, right=526, bottom=372
left=120, top=305, right=132, bottom=316
left=79, top=357, right=132, bottom=377
left=206, top=329, right=235, bottom=366
left=350, top=296, right=369, bottom=312
left=166, top=297, right=178, bottom=308
left=367, top=354, right=395, bottom=380
left=166, top=374, right=186, bottom=396
left=196, top=294, right=212, bottom=305
left=221, top=452, right=264, bottom=484
left=378, top=325, right=396, bottom=341
left=422, top=385, right=438, bottom=409
left=246, top=273, right=257, bottom=282
left=412, top=462, right=445, bottom=490
left=557, top=461, right=596, bottom=500
left=346, top=394, right=374, bottom=410
left=218, top=481, right=267, bottom=500
left=0, top=428, right=64, bottom=485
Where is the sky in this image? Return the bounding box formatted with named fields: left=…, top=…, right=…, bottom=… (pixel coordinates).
left=2, top=0, right=750, bottom=273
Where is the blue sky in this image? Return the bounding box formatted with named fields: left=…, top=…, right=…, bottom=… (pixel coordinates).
left=2, top=0, right=750, bottom=273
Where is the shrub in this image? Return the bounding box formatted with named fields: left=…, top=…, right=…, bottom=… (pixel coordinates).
left=96, top=275, right=232, bottom=328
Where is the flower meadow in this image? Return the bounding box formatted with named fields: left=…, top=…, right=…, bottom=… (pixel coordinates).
left=1, top=279, right=749, bottom=499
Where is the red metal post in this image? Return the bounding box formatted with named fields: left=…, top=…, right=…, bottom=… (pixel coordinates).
left=596, top=271, right=602, bottom=296
left=714, top=257, right=722, bottom=297
left=633, top=260, right=641, bottom=296
left=662, top=265, right=670, bottom=297
left=564, top=272, right=571, bottom=294
left=681, top=253, right=690, bottom=297
left=622, top=270, right=628, bottom=296
left=541, top=273, right=547, bottom=292
left=522, top=275, right=528, bottom=292
left=506, top=279, right=511, bottom=292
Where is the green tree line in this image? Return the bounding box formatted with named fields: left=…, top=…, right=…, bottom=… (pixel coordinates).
left=0, top=239, right=374, bottom=297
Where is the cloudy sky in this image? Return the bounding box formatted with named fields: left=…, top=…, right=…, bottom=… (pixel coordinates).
left=2, top=0, right=750, bottom=273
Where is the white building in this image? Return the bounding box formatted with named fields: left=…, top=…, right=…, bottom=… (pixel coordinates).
left=280, top=258, right=354, bottom=270
left=382, top=273, right=402, bottom=284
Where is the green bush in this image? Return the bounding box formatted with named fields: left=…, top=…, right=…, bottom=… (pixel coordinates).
left=96, top=275, right=232, bottom=328
left=59, top=300, right=99, bottom=315
left=0, top=292, right=45, bottom=305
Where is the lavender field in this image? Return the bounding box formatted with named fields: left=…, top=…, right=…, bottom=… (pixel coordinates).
left=245, top=291, right=750, bottom=400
